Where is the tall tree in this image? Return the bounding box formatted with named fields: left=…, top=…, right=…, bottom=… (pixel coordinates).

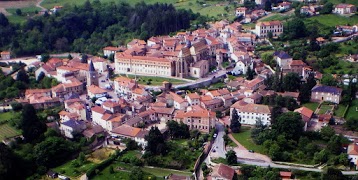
left=145, top=126, right=167, bottom=155
left=264, top=0, right=272, bottom=11
left=321, top=167, right=344, bottom=180
left=283, top=72, right=300, bottom=92
left=226, top=150, right=237, bottom=165
left=272, top=112, right=304, bottom=141
left=230, top=109, right=241, bottom=133
left=16, top=69, right=29, bottom=84
left=246, top=66, right=254, bottom=80
left=21, top=104, right=46, bottom=142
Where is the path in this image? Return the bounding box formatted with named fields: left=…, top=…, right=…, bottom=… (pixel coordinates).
left=36, top=0, right=47, bottom=11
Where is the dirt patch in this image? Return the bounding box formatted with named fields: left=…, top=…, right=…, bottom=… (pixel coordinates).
left=0, top=0, right=37, bottom=15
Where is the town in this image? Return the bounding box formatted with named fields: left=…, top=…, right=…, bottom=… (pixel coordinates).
left=1, top=0, right=358, bottom=180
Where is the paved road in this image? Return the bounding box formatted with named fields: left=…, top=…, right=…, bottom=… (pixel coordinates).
left=209, top=122, right=226, bottom=158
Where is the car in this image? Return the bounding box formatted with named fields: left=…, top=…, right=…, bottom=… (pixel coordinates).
left=212, top=149, right=216, bottom=153
left=101, top=80, right=105, bottom=82
left=213, top=133, right=217, bottom=138
left=248, top=150, right=254, bottom=153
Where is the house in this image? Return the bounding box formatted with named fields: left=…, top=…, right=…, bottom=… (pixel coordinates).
left=210, top=163, right=235, bottom=180
left=82, top=125, right=104, bottom=139
left=273, top=51, right=292, bottom=68
left=87, top=85, right=108, bottom=98
left=334, top=4, right=356, bottom=15
left=201, top=98, right=224, bottom=111
left=152, top=107, right=175, bottom=122
left=255, top=0, right=267, bottom=6
left=168, top=92, right=189, bottom=110
left=311, top=85, right=342, bottom=104
left=0, top=51, right=11, bottom=60
left=189, top=60, right=209, bottom=78
left=89, top=56, right=107, bottom=73
left=279, top=171, right=292, bottom=179
left=174, top=105, right=216, bottom=133
left=110, top=124, right=149, bottom=147
left=236, top=7, right=249, bottom=17
left=294, top=107, right=314, bottom=131
left=348, top=54, right=358, bottom=62
left=278, top=2, right=291, bottom=11
left=231, top=102, right=271, bottom=125
left=255, top=21, right=283, bottom=38
left=185, top=93, right=201, bottom=106
left=60, top=119, right=86, bottom=139
left=348, top=140, right=358, bottom=169
left=103, top=46, right=120, bottom=57
left=206, top=89, right=231, bottom=99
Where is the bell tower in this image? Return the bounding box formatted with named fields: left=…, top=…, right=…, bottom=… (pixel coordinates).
left=87, top=60, right=99, bottom=87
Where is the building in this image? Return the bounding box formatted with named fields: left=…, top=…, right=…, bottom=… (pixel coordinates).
left=255, top=0, right=267, bottom=6
left=115, top=53, right=174, bottom=77
left=311, top=85, right=342, bottom=104
left=87, top=60, right=99, bottom=87
left=279, top=171, right=292, bottom=179
left=255, top=21, right=283, bottom=38
left=110, top=124, right=148, bottom=147
left=60, top=119, right=86, bottom=139
left=185, top=93, right=201, bottom=106
left=273, top=51, right=292, bottom=68
left=334, top=4, right=356, bottom=15
left=88, top=85, right=108, bottom=98
left=348, top=140, right=358, bottom=170
left=210, top=163, right=235, bottom=180
left=294, top=107, right=314, bottom=131
left=236, top=7, right=249, bottom=17
left=174, top=105, right=216, bottom=133
left=0, top=51, right=11, bottom=60
left=231, top=102, right=271, bottom=125
left=103, top=46, right=120, bottom=57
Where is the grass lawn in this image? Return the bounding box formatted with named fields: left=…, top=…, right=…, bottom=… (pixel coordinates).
left=319, top=105, right=333, bottom=115
left=305, top=14, right=358, bottom=27
left=141, top=166, right=192, bottom=177
left=0, top=111, right=15, bottom=123
left=345, top=100, right=358, bottom=120
left=323, top=59, right=358, bottom=74
left=231, top=126, right=265, bottom=154
left=0, top=124, right=21, bottom=141
left=328, top=0, right=358, bottom=6
left=334, top=104, right=347, bottom=117
left=54, top=159, right=97, bottom=178
left=6, top=6, right=41, bottom=24
left=209, top=82, right=226, bottom=89
left=302, top=102, right=319, bottom=111
left=123, top=74, right=188, bottom=86
left=41, top=0, right=235, bottom=20
left=260, top=13, right=292, bottom=22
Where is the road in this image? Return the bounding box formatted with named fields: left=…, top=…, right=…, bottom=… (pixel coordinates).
left=36, top=0, right=47, bottom=11
left=209, top=122, right=226, bottom=158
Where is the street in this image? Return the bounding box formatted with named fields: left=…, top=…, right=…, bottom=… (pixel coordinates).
left=209, top=122, right=226, bottom=158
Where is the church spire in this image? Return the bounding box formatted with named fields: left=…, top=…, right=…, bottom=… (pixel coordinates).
left=89, top=60, right=95, bottom=72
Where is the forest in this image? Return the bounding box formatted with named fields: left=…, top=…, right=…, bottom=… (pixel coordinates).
left=0, top=0, right=202, bottom=56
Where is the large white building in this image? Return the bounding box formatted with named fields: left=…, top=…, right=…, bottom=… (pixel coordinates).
left=115, top=53, right=174, bottom=77
left=255, top=21, right=283, bottom=38
left=231, top=102, right=271, bottom=125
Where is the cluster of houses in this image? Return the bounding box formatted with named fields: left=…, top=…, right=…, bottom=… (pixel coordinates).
left=0, top=51, right=10, bottom=60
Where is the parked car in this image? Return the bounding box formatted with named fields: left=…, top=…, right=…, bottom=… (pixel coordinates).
left=248, top=150, right=254, bottom=153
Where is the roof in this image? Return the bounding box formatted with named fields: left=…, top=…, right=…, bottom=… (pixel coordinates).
left=231, top=103, right=271, bottom=114
left=169, top=92, right=186, bottom=103
left=88, top=85, right=108, bottom=94
left=152, top=107, right=174, bottom=115
left=348, top=141, right=358, bottom=155
left=186, top=93, right=200, bottom=100
left=294, top=107, right=313, bottom=122
left=111, top=124, right=147, bottom=138
left=102, top=100, right=120, bottom=108
left=335, top=3, right=355, bottom=8
left=103, top=46, right=120, bottom=51
left=174, top=105, right=216, bottom=119
left=290, top=60, right=306, bottom=66
left=280, top=171, right=292, bottom=177
left=91, top=106, right=107, bottom=114
left=211, top=163, right=235, bottom=180
left=257, top=21, right=282, bottom=27
left=61, top=119, right=85, bottom=129
left=311, top=85, right=342, bottom=95
left=273, top=51, right=291, bottom=59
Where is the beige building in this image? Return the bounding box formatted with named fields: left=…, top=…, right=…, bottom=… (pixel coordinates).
left=115, top=53, right=174, bottom=77
left=173, top=105, right=216, bottom=133
left=255, top=21, right=283, bottom=38
left=334, top=4, right=356, bottom=15
left=231, top=102, right=271, bottom=125
left=189, top=60, right=209, bottom=78
left=311, top=85, right=342, bottom=104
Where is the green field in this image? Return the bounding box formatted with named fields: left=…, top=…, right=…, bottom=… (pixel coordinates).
left=231, top=126, right=265, bottom=154
left=0, top=124, right=22, bottom=141
left=260, top=14, right=292, bottom=22
left=323, top=58, right=358, bottom=74
left=6, top=6, right=41, bottom=24
left=318, top=104, right=333, bottom=114
left=0, top=112, right=13, bottom=123
left=41, top=0, right=235, bottom=19
left=334, top=104, right=347, bottom=117
left=305, top=14, right=358, bottom=27
left=123, top=74, right=188, bottom=86
left=302, top=102, right=319, bottom=111
left=345, top=100, right=358, bottom=120
left=141, top=166, right=192, bottom=177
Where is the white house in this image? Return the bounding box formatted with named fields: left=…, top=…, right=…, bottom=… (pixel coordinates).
left=185, top=93, right=201, bottom=106
left=231, top=102, right=271, bottom=125
left=348, top=141, right=358, bottom=169
left=60, top=119, right=86, bottom=139
left=110, top=124, right=148, bottom=147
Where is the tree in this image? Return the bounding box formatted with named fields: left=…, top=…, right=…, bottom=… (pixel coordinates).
left=283, top=72, right=300, bottom=92
left=34, top=136, right=77, bottom=167
left=15, top=9, right=22, bottom=16
left=41, top=54, right=50, bottom=63
left=125, top=139, right=140, bottom=150
left=320, top=126, right=335, bottom=141
left=272, top=112, right=304, bottom=141
left=21, top=104, right=47, bottom=142
left=246, top=66, right=254, bottom=80
left=283, top=18, right=307, bottom=40
left=264, top=0, right=272, bottom=11
left=230, top=109, right=241, bottom=133
left=145, top=126, right=167, bottom=155
left=268, top=142, right=281, bottom=160
left=166, top=120, right=190, bottom=139
left=16, top=69, right=29, bottom=84
left=10, top=102, right=22, bottom=111
left=0, top=143, right=21, bottom=179
left=78, top=152, right=86, bottom=165
left=81, top=54, right=88, bottom=63
left=321, top=74, right=337, bottom=86
left=320, top=2, right=334, bottom=14
left=130, top=167, right=144, bottom=180
left=321, top=167, right=344, bottom=180
left=226, top=150, right=237, bottom=165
